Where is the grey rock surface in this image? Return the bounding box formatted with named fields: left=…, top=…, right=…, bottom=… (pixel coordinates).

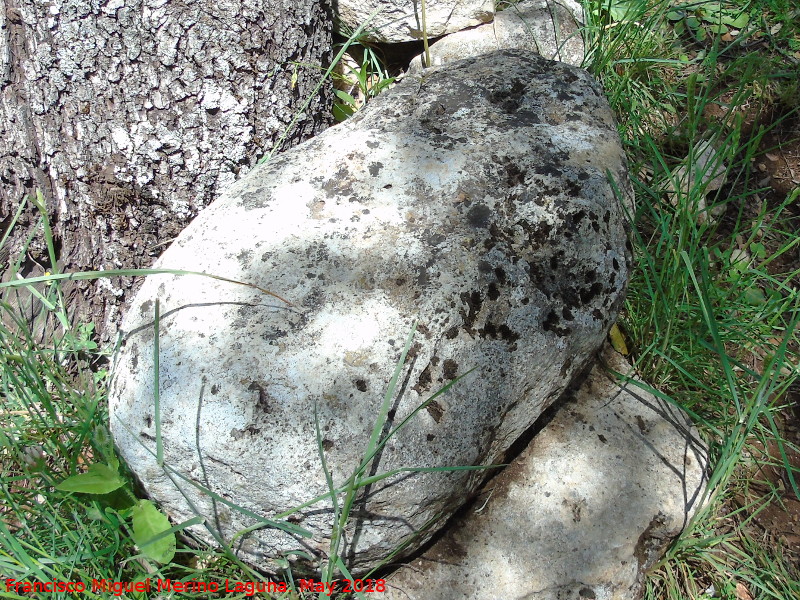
left=108, top=50, right=633, bottom=575
left=335, top=0, right=494, bottom=43
left=381, top=346, right=709, bottom=600
left=408, top=0, right=586, bottom=72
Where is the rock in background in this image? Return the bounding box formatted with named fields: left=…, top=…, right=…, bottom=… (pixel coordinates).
left=408, top=0, right=587, bottom=71
left=109, top=50, right=632, bottom=574
left=335, top=0, right=494, bottom=43
left=380, top=346, right=709, bottom=600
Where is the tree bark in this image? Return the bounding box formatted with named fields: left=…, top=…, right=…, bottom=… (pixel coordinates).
left=0, top=0, right=332, bottom=338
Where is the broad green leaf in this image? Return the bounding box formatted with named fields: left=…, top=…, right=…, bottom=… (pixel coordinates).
left=131, top=500, right=176, bottom=564
left=722, top=13, right=749, bottom=28
left=55, top=463, right=126, bottom=494
left=749, top=242, right=766, bottom=259
left=334, top=89, right=357, bottom=106
left=333, top=102, right=355, bottom=122
left=743, top=287, right=767, bottom=306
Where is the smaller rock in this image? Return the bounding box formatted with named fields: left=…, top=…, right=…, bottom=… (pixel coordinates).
left=380, top=345, right=709, bottom=600
left=336, top=0, right=494, bottom=43
left=408, top=0, right=586, bottom=72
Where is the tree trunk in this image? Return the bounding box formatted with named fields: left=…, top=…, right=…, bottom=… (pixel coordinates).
left=0, top=0, right=332, bottom=339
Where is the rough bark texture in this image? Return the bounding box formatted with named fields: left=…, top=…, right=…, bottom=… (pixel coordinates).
left=0, top=0, right=333, bottom=338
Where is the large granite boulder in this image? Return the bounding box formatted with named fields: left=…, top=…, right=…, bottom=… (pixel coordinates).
left=109, top=50, right=633, bottom=574
left=335, top=0, right=494, bottom=43
left=408, top=0, right=587, bottom=71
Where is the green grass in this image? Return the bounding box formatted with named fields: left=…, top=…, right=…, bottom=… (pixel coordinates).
left=2, top=0, right=800, bottom=597
left=582, top=0, right=800, bottom=597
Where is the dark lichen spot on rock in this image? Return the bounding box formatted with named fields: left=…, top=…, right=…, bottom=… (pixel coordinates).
left=426, top=400, right=444, bottom=423
left=579, top=587, right=597, bottom=599
left=303, top=289, right=325, bottom=310
left=486, top=222, right=515, bottom=251
left=487, top=282, right=500, bottom=301
left=416, top=265, right=430, bottom=288
left=480, top=321, right=520, bottom=349
left=211, top=384, right=219, bottom=395
left=467, top=204, right=492, bottom=228
left=536, top=164, right=562, bottom=177
left=368, top=162, right=383, bottom=176
left=562, top=307, right=574, bottom=320
left=443, top=359, right=458, bottom=380
left=565, top=180, right=582, bottom=197
left=478, top=260, right=492, bottom=274
left=580, top=282, right=604, bottom=304
left=355, top=379, right=367, bottom=392
left=459, top=291, right=482, bottom=329
left=445, top=326, right=459, bottom=339
left=248, top=381, right=270, bottom=413
left=503, top=160, right=525, bottom=186
left=237, top=249, right=252, bottom=265
left=518, top=219, right=552, bottom=247
left=494, top=267, right=506, bottom=283
left=140, top=299, right=153, bottom=317
left=426, top=433, right=435, bottom=441
left=498, top=324, right=519, bottom=347
left=426, top=231, right=446, bottom=247
left=415, top=362, right=432, bottom=393
left=322, top=439, right=334, bottom=451
left=542, top=309, right=571, bottom=336
left=488, top=78, right=526, bottom=113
